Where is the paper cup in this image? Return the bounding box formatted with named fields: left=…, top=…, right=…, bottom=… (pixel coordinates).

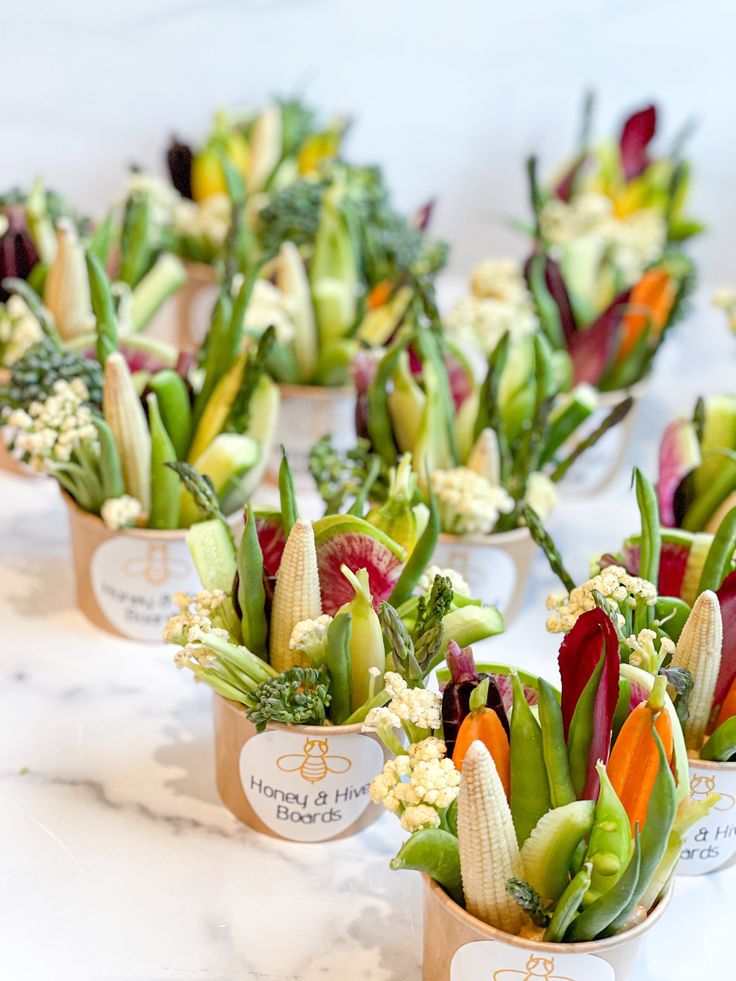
left=213, top=693, right=388, bottom=842
left=432, top=527, right=536, bottom=625
left=422, top=875, right=673, bottom=981
left=678, top=756, right=736, bottom=875
left=0, top=430, right=34, bottom=477
left=558, top=382, right=646, bottom=496
left=62, top=490, right=242, bottom=643
left=266, top=382, right=356, bottom=488
left=146, top=261, right=218, bottom=351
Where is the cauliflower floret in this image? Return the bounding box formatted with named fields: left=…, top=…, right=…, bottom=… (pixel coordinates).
left=289, top=614, right=333, bottom=664
left=546, top=564, right=657, bottom=634
left=407, top=736, right=447, bottom=763
left=0, top=295, right=44, bottom=367
left=363, top=705, right=402, bottom=733
left=400, top=803, right=441, bottom=833
left=243, top=279, right=296, bottom=346
left=627, top=627, right=675, bottom=673
left=101, top=495, right=143, bottom=531
left=430, top=467, right=514, bottom=536
left=418, top=565, right=470, bottom=597
left=524, top=471, right=558, bottom=522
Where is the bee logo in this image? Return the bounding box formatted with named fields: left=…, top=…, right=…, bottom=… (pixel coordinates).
left=122, top=543, right=190, bottom=586
left=690, top=773, right=736, bottom=811
left=494, top=955, right=574, bottom=980
left=276, top=738, right=352, bottom=783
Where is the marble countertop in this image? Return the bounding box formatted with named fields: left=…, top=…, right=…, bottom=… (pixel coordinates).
left=2, top=296, right=735, bottom=980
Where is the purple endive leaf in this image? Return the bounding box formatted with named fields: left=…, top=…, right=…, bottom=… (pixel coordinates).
left=620, top=105, right=657, bottom=181
left=569, top=289, right=631, bottom=386
left=412, top=199, right=436, bottom=233
left=715, top=571, right=736, bottom=706
left=446, top=640, right=478, bottom=684
left=555, top=154, right=588, bottom=202
left=656, top=418, right=702, bottom=528
left=445, top=350, right=474, bottom=410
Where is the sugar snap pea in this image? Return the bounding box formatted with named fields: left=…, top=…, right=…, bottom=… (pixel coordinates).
left=567, top=653, right=606, bottom=798
left=583, top=761, right=632, bottom=907
left=86, top=251, right=118, bottom=367
left=567, top=831, right=641, bottom=941
left=147, top=394, right=180, bottom=530
left=510, top=672, right=551, bottom=844
left=388, top=484, right=440, bottom=607
left=237, top=505, right=268, bottom=660
left=326, top=612, right=353, bottom=725
left=278, top=448, right=298, bottom=537
left=149, top=370, right=192, bottom=460
left=634, top=467, right=661, bottom=592
left=538, top=678, right=576, bottom=808
left=390, top=828, right=463, bottom=905
left=367, top=331, right=413, bottom=465
left=543, top=863, right=592, bottom=942
left=118, top=194, right=152, bottom=287
left=698, top=506, right=736, bottom=594
left=91, top=416, right=124, bottom=500
left=701, top=716, right=736, bottom=761
left=192, top=289, right=234, bottom=426
left=655, top=596, right=691, bottom=643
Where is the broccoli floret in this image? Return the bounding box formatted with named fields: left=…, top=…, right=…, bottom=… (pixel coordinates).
left=257, top=179, right=326, bottom=254
left=245, top=667, right=331, bottom=732
left=0, top=336, right=103, bottom=412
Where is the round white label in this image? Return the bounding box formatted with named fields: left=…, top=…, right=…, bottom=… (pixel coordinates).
left=679, top=762, right=736, bottom=875
left=240, top=729, right=384, bottom=842
left=90, top=535, right=200, bottom=641
left=269, top=390, right=355, bottom=483
left=432, top=539, right=517, bottom=614
left=451, top=940, right=614, bottom=981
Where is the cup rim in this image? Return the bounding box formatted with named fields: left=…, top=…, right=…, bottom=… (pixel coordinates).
left=60, top=488, right=241, bottom=540
left=216, top=691, right=370, bottom=736
left=437, top=525, right=532, bottom=547
left=423, top=874, right=673, bottom=954
left=277, top=381, right=355, bottom=399
left=596, top=377, right=649, bottom=404
left=689, top=754, right=736, bottom=772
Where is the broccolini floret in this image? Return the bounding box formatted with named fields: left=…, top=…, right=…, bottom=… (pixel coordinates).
left=0, top=336, right=103, bottom=412
left=245, top=666, right=331, bottom=732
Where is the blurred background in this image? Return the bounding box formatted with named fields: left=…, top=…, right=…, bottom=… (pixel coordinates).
left=2, top=0, right=731, bottom=283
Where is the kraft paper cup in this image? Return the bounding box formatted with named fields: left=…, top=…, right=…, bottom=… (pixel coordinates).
left=266, top=382, right=356, bottom=488
left=432, top=526, right=536, bottom=626
left=678, top=756, right=736, bottom=876
left=0, top=430, right=35, bottom=477
left=62, top=490, right=242, bottom=643
left=558, top=381, right=647, bottom=496
left=147, top=261, right=218, bottom=351
left=213, top=693, right=389, bottom=842
left=422, top=874, right=673, bottom=981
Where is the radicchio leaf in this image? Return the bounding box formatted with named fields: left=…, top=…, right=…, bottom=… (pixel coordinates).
left=0, top=205, right=39, bottom=299
left=569, top=288, right=632, bottom=386
left=619, top=105, right=657, bottom=181
left=167, top=137, right=194, bottom=200
left=554, top=153, right=588, bottom=202
left=715, top=570, right=736, bottom=705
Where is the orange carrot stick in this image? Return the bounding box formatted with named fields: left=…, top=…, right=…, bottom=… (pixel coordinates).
left=366, top=280, right=393, bottom=311
left=607, top=676, right=674, bottom=832
left=453, top=688, right=510, bottom=797
left=617, top=269, right=676, bottom=363
left=715, top=673, right=736, bottom=729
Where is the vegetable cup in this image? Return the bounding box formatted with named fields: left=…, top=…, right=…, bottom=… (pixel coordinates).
left=63, top=489, right=242, bottom=642
left=266, top=382, right=356, bottom=487
left=432, top=526, right=536, bottom=625
left=213, top=694, right=389, bottom=841
left=422, top=873, right=673, bottom=981
left=679, top=756, right=736, bottom=875
left=557, top=382, right=647, bottom=496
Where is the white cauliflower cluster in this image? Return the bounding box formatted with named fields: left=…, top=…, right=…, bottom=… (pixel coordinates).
left=369, top=735, right=460, bottom=828
left=418, top=565, right=470, bottom=597
left=0, top=295, right=44, bottom=367
left=243, top=279, right=296, bottom=346
left=100, top=495, right=143, bottom=530
left=384, top=672, right=442, bottom=731
left=125, top=171, right=230, bottom=247
left=626, top=627, right=675, bottom=673
left=430, top=466, right=514, bottom=536
left=7, top=378, right=97, bottom=471
left=163, top=590, right=232, bottom=646
left=447, top=258, right=539, bottom=355
left=524, top=471, right=558, bottom=522
left=546, top=564, right=657, bottom=634
left=289, top=614, right=334, bottom=663
left=539, top=192, right=666, bottom=285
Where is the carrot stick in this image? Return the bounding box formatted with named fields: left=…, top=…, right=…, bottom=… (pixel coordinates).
left=715, top=673, right=736, bottom=729
left=607, top=676, right=673, bottom=832
left=617, top=269, right=676, bottom=363
left=366, top=280, right=393, bottom=311
left=452, top=684, right=510, bottom=797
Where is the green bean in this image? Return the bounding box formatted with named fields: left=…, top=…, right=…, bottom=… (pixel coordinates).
left=147, top=394, right=180, bottom=529
left=325, top=612, right=353, bottom=725
left=118, top=194, right=152, bottom=287
left=634, top=467, right=661, bottom=592
left=149, top=370, right=193, bottom=460
left=538, top=678, right=576, bottom=808
left=612, top=679, right=631, bottom=742
left=91, top=416, right=124, bottom=500
left=567, top=832, right=641, bottom=941
left=390, top=828, right=463, bottom=905
left=699, top=506, right=736, bottom=594
left=88, top=210, right=115, bottom=266
left=583, top=762, right=632, bottom=906
left=367, top=331, right=412, bottom=465
left=543, top=863, right=592, bottom=942
left=414, top=328, right=459, bottom=465
left=237, top=505, right=268, bottom=660
left=567, top=653, right=606, bottom=798
left=192, top=289, right=234, bottom=426
left=278, top=448, right=298, bottom=537
left=388, top=485, right=440, bottom=607
left=527, top=251, right=564, bottom=348
left=700, top=716, right=736, bottom=761
left=605, top=731, right=677, bottom=935
left=86, top=251, right=118, bottom=367
left=510, top=672, right=551, bottom=844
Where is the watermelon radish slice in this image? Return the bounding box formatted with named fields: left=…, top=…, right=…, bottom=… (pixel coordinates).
left=255, top=507, right=286, bottom=578
left=623, top=529, right=695, bottom=598
left=657, top=418, right=701, bottom=527
left=313, top=515, right=405, bottom=615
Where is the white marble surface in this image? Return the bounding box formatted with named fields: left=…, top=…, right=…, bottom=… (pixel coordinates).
left=1, top=295, right=735, bottom=978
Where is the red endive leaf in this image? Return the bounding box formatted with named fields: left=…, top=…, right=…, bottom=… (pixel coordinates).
left=554, top=153, right=588, bottom=202
left=569, top=288, right=631, bottom=386
left=715, top=571, right=736, bottom=705
left=523, top=253, right=577, bottom=348
left=620, top=105, right=657, bottom=181
left=558, top=608, right=620, bottom=739
left=656, top=418, right=702, bottom=527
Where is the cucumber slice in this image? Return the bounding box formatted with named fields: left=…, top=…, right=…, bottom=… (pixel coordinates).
left=180, top=433, right=259, bottom=526
left=236, top=376, right=280, bottom=502
left=185, top=519, right=236, bottom=592
left=520, top=800, right=595, bottom=902
left=696, top=395, right=736, bottom=495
